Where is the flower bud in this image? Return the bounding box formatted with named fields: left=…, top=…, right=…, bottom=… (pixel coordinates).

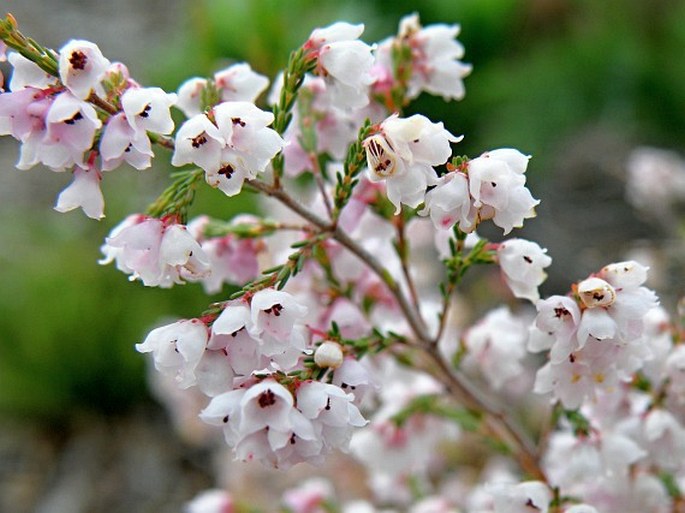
left=314, top=341, right=344, bottom=369
left=577, top=277, right=616, bottom=308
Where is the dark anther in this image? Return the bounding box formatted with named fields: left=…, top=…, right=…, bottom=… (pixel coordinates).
left=64, top=112, right=83, bottom=125
left=264, top=304, right=284, bottom=317
left=592, top=292, right=604, bottom=301
left=191, top=133, right=208, bottom=148
left=222, top=415, right=229, bottom=423
left=523, top=255, right=533, bottom=264
left=324, top=398, right=331, bottom=411
left=138, top=103, right=152, bottom=118
left=69, top=50, right=88, bottom=70
left=553, top=307, right=569, bottom=318
left=525, top=498, right=541, bottom=510
left=218, top=164, right=235, bottom=178
left=232, top=117, right=246, bottom=127
left=258, top=389, right=276, bottom=408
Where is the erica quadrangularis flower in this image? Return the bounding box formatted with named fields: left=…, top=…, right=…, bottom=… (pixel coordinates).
left=531, top=261, right=659, bottom=409
left=99, top=214, right=210, bottom=287
left=363, top=113, right=461, bottom=213
left=306, top=22, right=374, bottom=109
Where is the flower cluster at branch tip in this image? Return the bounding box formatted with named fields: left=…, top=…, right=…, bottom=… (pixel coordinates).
left=0, top=40, right=176, bottom=219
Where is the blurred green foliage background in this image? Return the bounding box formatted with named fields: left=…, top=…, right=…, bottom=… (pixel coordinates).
left=1, top=0, right=684, bottom=421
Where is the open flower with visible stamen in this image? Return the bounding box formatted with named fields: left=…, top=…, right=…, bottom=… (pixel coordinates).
left=58, top=39, right=110, bottom=100
left=208, top=101, right=285, bottom=196
left=121, top=86, right=177, bottom=135
left=364, top=113, right=460, bottom=213
left=36, top=91, right=101, bottom=171
left=171, top=113, right=224, bottom=171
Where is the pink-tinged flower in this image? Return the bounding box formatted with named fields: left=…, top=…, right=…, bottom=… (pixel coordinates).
left=7, top=52, right=55, bottom=90
left=642, top=409, right=685, bottom=471
left=316, top=297, right=371, bottom=339
left=250, top=288, right=308, bottom=340
left=532, top=289, right=656, bottom=411
left=193, top=349, right=236, bottom=397
left=58, top=39, right=110, bottom=100
left=422, top=170, right=473, bottom=230
left=208, top=101, right=285, bottom=196
left=399, top=14, right=472, bottom=101
left=497, top=238, right=552, bottom=302
left=187, top=215, right=262, bottom=294
left=99, top=215, right=210, bottom=287
left=99, top=112, right=154, bottom=171
left=198, top=387, right=248, bottom=443
left=209, top=301, right=268, bottom=376
left=214, top=63, right=269, bottom=103
left=528, top=295, right=581, bottom=360
left=544, top=430, right=646, bottom=494
left=282, top=478, right=334, bottom=513
left=488, top=481, right=551, bottom=513
left=463, top=307, right=529, bottom=390
left=176, top=77, right=208, bottom=118
left=467, top=148, right=539, bottom=234
left=296, top=381, right=368, bottom=450
left=374, top=14, right=471, bottom=102
left=276, top=75, right=380, bottom=178
left=54, top=164, right=104, bottom=219
left=184, top=489, right=234, bottom=513
left=0, top=87, right=48, bottom=140
left=121, top=86, right=177, bottom=135
left=239, top=379, right=295, bottom=435
left=307, top=22, right=374, bottom=109
left=136, top=318, right=208, bottom=388
left=364, top=114, right=460, bottom=213
left=171, top=114, right=224, bottom=171
left=331, top=358, right=376, bottom=406
left=176, top=64, right=269, bottom=119
left=41, top=91, right=101, bottom=170
left=250, top=289, right=309, bottom=370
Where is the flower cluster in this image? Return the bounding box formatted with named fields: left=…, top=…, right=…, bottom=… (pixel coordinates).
left=136, top=288, right=368, bottom=468
left=0, top=41, right=176, bottom=219
left=3, top=12, right=685, bottom=513
left=99, top=214, right=210, bottom=287
left=172, top=101, right=284, bottom=196
left=531, top=261, right=659, bottom=408
left=373, top=13, right=472, bottom=103
left=423, top=148, right=539, bottom=234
